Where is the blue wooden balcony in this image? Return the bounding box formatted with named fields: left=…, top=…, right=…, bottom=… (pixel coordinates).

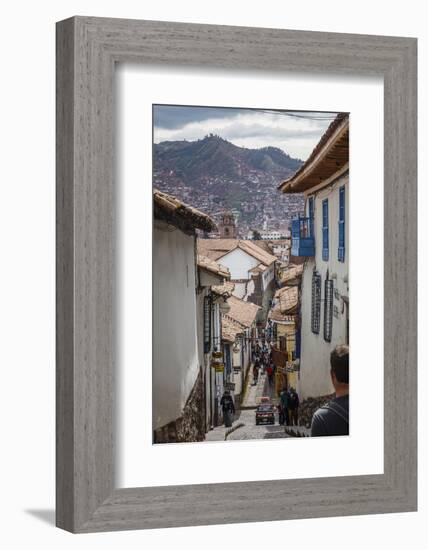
left=291, top=217, right=315, bottom=257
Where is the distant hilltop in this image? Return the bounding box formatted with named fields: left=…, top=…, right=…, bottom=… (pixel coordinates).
left=154, top=134, right=302, bottom=185
left=153, top=134, right=305, bottom=236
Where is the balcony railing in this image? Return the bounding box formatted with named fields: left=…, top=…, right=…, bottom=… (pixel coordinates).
left=291, top=217, right=315, bottom=257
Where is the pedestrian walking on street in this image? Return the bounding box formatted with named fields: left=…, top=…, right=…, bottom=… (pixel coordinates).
left=220, top=390, right=235, bottom=428
left=259, top=353, right=265, bottom=374
left=252, top=344, right=260, bottom=363
left=311, top=345, right=349, bottom=437
left=265, top=350, right=270, bottom=368
left=253, top=362, right=259, bottom=385
left=287, top=387, right=300, bottom=426
left=279, top=388, right=289, bottom=425
left=266, top=364, right=274, bottom=388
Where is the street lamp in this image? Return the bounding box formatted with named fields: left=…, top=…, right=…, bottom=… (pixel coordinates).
left=219, top=298, right=231, bottom=314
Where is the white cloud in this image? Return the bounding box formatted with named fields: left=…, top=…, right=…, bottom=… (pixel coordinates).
left=153, top=110, right=335, bottom=160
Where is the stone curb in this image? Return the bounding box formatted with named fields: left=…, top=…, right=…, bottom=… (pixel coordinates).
left=225, top=422, right=245, bottom=440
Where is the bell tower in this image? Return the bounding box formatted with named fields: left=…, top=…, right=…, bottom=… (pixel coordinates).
left=219, top=209, right=237, bottom=239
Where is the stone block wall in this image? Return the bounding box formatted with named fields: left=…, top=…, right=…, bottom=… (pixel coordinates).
left=153, top=369, right=205, bottom=444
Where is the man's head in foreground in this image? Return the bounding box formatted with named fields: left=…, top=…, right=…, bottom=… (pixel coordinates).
left=330, top=344, right=349, bottom=396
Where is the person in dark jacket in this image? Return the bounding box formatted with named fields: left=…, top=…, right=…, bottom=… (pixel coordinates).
left=253, top=362, right=260, bottom=385
left=278, top=388, right=288, bottom=425
left=287, top=387, right=300, bottom=426
left=266, top=364, right=274, bottom=387
left=311, top=345, right=349, bottom=437
left=279, top=388, right=289, bottom=425
left=220, top=390, right=235, bottom=428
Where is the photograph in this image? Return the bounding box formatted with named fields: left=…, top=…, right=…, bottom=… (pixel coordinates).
left=152, top=105, right=349, bottom=443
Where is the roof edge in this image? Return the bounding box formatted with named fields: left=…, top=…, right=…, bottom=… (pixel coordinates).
left=278, top=113, right=349, bottom=194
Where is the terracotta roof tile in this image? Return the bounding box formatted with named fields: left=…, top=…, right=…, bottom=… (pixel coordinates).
left=251, top=240, right=274, bottom=254
left=197, top=239, right=238, bottom=261
left=197, top=254, right=230, bottom=279
left=237, top=240, right=277, bottom=266
left=211, top=281, right=235, bottom=297
left=280, top=263, right=304, bottom=284
left=269, top=305, right=296, bottom=323
left=249, top=263, right=267, bottom=274
left=154, top=189, right=216, bottom=233
left=221, top=315, right=243, bottom=343
left=197, top=238, right=277, bottom=267
left=275, top=286, right=299, bottom=313
left=225, top=295, right=260, bottom=328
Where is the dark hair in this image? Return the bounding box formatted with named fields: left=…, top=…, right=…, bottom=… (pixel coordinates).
left=330, top=345, right=349, bottom=384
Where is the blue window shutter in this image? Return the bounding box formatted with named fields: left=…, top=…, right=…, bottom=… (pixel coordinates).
left=322, top=199, right=329, bottom=261
left=291, top=219, right=300, bottom=238
left=338, top=186, right=345, bottom=262
left=308, top=196, right=314, bottom=237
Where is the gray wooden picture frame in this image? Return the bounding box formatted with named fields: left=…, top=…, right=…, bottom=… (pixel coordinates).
left=56, top=16, right=417, bottom=533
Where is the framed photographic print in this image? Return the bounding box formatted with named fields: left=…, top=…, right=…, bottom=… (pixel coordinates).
left=56, top=16, right=417, bottom=532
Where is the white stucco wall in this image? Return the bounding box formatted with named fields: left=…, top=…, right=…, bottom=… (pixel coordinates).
left=232, top=347, right=241, bottom=368
left=245, top=279, right=255, bottom=300
left=153, top=221, right=199, bottom=430
left=219, top=247, right=259, bottom=280
left=262, top=264, right=275, bottom=291
left=299, top=174, right=349, bottom=400
left=231, top=326, right=253, bottom=398
left=232, top=282, right=247, bottom=299
left=232, top=346, right=243, bottom=396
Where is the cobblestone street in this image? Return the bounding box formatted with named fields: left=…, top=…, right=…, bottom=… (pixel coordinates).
left=205, top=365, right=290, bottom=442
left=227, top=409, right=290, bottom=440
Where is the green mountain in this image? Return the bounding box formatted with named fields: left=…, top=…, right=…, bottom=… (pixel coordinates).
left=153, top=135, right=302, bottom=185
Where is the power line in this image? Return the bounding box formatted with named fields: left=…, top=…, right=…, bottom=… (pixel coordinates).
left=259, top=109, right=339, bottom=121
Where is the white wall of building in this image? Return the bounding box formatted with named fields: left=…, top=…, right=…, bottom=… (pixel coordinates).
left=299, top=174, right=349, bottom=400
left=153, top=221, right=199, bottom=429
left=261, top=231, right=286, bottom=240
left=230, top=327, right=253, bottom=400
left=232, top=282, right=247, bottom=299
left=232, top=346, right=241, bottom=368
left=262, top=263, right=275, bottom=290
left=219, top=247, right=274, bottom=301
left=219, top=247, right=259, bottom=280
left=232, top=342, right=243, bottom=397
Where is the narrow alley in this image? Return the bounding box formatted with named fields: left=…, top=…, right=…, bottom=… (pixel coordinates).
left=206, top=365, right=290, bottom=442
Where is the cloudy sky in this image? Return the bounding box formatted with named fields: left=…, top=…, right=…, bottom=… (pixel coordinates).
left=153, top=105, right=340, bottom=161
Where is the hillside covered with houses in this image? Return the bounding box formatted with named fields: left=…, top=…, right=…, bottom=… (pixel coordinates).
left=153, top=135, right=305, bottom=239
